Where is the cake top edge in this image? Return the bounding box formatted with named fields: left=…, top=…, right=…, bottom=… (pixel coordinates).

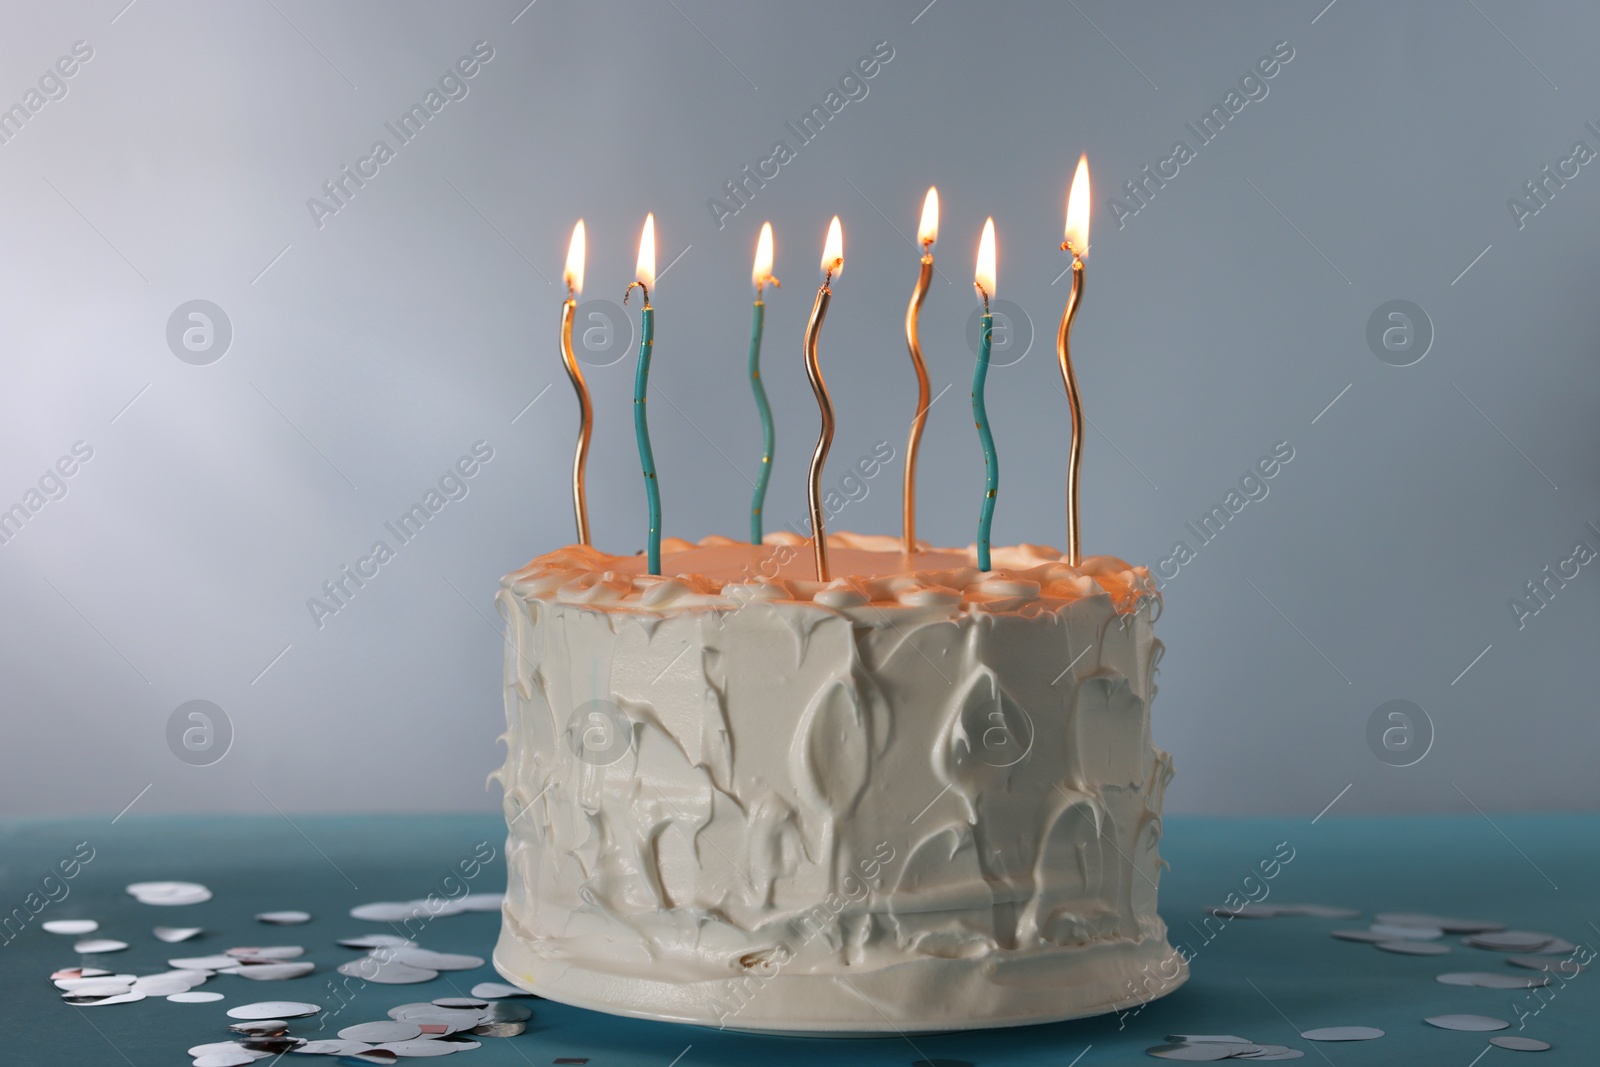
left=502, top=531, right=1158, bottom=615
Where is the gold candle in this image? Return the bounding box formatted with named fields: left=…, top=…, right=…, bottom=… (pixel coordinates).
left=803, top=216, right=844, bottom=582
left=1056, top=156, right=1091, bottom=566
left=561, top=220, right=592, bottom=546
left=901, top=186, right=938, bottom=559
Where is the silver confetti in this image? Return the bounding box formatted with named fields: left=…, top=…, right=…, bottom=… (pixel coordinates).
left=228, top=1020, right=288, bottom=1035
left=1437, top=971, right=1547, bottom=989
left=255, top=910, right=312, bottom=925
left=234, top=961, right=316, bottom=981
left=340, top=1021, right=424, bottom=1042
left=468, top=982, right=533, bottom=999
left=340, top=935, right=416, bottom=950
left=388, top=947, right=484, bottom=971
left=1300, top=1026, right=1384, bottom=1041
left=1145, top=1044, right=1248, bottom=1061
left=41, top=919, right=99, bottom=935
left=125, top=880, right=212, bottom=906
left=1507, top=954, right=1585, bottom=973
left=337, top=958, right=438, bottom=985
left=1465, top=931, right=1558, bottom=952
left=227, top=1001, right=321, bottom=1020
left=1330, top=930, right=1391, bottom=943
left=192, top=1053, right=260, bottom=1067
left=1375, top=940, right=1450, bottom=956
left=227, top=946, right=305, bottom=960
left=1274, top=904, right=1359, bottom=919
left=168, top=990, right=224, bottom=1003
left=1375, top=912, right=1503, bottom=933
left=1490, top=1036, right=1552, bottom=1051
left=73, top=938, right=129, bottom=954
left=1425, top=1014, right=1510, bottom=1031
left=169, top=954, right=238, bottom=970
left=65, top=990, right=147, bottom=1006
left=476, top=1002, right=532, bottom=1024
left=1368, top=923, right=1444, bottom=940
left=293, top=1040, right=376, bottom=1055
left=374, top=1040, right=458, bottom=1057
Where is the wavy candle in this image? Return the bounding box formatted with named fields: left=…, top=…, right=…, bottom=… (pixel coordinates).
left=902, top=186, right=938, bottom=558
left=1057, top=155, right=1091, bottom=566
left=560, top=220, right=592, bottom=545
left=748, top=222, right=779, bottom=544
left=625, top=213, right=661, bottom=575
left=972, top=218, right=998, bottom=573
left=803, top=217, right=843, bottom=582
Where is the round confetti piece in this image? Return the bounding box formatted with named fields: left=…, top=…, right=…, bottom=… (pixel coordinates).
left=255, top=910, right=311, bottom=925
left=1490, top=1036, right=1552, bottom=1051
left=340, top=1021, right=425, bottom=1042
left=1426, top=1014, right=1510, bottom=1032
left=125, top=881, right=212, bottom=906
left=1301, top=1026, right=1384, bottom=1041
left=168, top=990, right=225, bottom=1003
left=1375, top=940, right=1450, bottom=956
left=227, top=1000, right=320, bottom=1020
left=41, top=919, right=99, bottom=935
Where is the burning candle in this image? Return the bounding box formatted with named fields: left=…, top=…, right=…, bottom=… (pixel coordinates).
left=1057, top=156, right=1091, bottom=566
left=625, top=213, right=661, bottom=575
left=748, top=222, right=779, bottom=545
left=560, top=220, right=592, bottom=546
left=902, top=186, right=938, bottom=558
left=803, top=216, right=844, bottom=582
left=972, top=218, right=998, bottom=572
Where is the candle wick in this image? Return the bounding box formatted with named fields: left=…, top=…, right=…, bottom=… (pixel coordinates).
left=625, top=281, right=651, bottom=307
left=974, top=283, right=991, bottom=315
left=1061, top=240, right=1085, bottom=265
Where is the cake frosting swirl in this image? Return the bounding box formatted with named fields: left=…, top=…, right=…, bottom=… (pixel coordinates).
left=491, top=531, right=1183, bottom=1033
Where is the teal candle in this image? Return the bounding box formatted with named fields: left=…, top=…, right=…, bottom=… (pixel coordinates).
left=972, top=310, right=997, bottom=572
left=632, top=298, right=660, bottom=575
left=748, top=298, right=774, bottom=544
left=972, top=218, right=999, bottom=573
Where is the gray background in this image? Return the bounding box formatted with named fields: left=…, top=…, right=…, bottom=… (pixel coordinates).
left=2, top=0, right=1594, bottom=819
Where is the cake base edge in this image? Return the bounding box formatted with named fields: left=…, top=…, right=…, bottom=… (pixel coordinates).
left=492, top=921, right=1187, bottom=1035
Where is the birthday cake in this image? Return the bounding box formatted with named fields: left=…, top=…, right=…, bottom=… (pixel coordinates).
left=490, top=530, right=1183, bottom=1033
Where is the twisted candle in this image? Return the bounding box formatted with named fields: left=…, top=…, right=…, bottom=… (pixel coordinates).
left=972, top=218, right=998, bottom=573
left=1058, top=156, right=1091, bottom=567
left=748, top=223, right=778, bottom=544
left=626, top=282, right=659, bottom=574
left=1057, top=256, right=1084, bottom=567
left=804, top=216, right=843, bottom=582
left=560, top=220, right=591, bottom=545
left=972, top=299, right=996, bottom=572
left=902, top=186, right=938, bottom=558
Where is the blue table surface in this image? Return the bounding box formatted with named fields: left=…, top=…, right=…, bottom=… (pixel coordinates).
left=2, top=813, right=1594, bottom=1065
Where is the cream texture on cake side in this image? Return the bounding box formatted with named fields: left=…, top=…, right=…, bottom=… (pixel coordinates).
left=490, top=532, right=1183, bottom=1033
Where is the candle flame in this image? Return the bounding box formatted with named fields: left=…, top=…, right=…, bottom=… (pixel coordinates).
left=636, top=213, right=656, bottom=289
left=753, top=221, right=775, bottom=290
left=974, top=217, right=996, bottom=302
left=918, top=187, right=939, bottom=247
left=820, top=216, right=843, bottom=279
left=1064, top=155, right=1090, bottom=257
left=564, top=219, right=585, bottom=296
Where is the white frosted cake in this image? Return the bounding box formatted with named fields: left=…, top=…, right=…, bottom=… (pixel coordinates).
left=490, top=531, right=1183, bottom=1034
